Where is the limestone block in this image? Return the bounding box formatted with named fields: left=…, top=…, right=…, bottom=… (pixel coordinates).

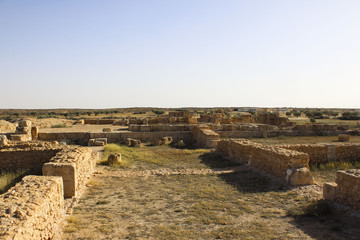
left=94, top=140, right=105, bottom=146
left=18, top=120, right=32, bottom=128
left=127, top=138, right=141, bottom=147
left=31, top=126, right=39, bottom=140
left=88, top=139, right=95, bottom=146
left=286, top=167, right=314, bottom=186
left=323, top=182, right=337, bottom=201
left=0, top=134, right=8, bottom=146
left=108, top=153, right=121, bottom=164
left=102, top=128, right=112, bottom=133
left=95, top=138, right=107, bottom=145
left=43, top=162, right=77, bottom=198
left=10, top=134, right=31, bottom=141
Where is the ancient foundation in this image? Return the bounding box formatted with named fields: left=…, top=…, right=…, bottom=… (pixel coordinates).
left=324, top=169, right=360, bottom=210
left=216, top=139, right=314, bottom=185
left=0, top=141, right=98, bottom=239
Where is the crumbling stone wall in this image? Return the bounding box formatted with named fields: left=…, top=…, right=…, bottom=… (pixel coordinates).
left=216, top=139, right=313, bottom=185
left=43, top=147, right=97, bottom=197
left=0, top=175, right=64, bottom=240
left=0, top=141, right=63, bottom=172
left=277, top=143, right=360, bottom=165
left=324, top=169, right=360, bottom=210
left=192, top=125, right=220, bottom=148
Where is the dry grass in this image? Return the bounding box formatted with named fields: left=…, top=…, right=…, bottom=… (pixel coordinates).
left=0, top=169, right=28, bottom=194
left=63, top=146, right=360, bottom=240
left=100, top=144, right=237, bottom=170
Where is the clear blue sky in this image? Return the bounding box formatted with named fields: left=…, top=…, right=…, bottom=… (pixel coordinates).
left=1, top=0, right=359, bottom=109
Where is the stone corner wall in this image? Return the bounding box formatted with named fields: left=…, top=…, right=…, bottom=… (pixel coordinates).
left=192, top=125, right=220, bottom=148
left=323, top=169, right=360, bottom=210
left=216, top=139, right=313, bottom=186
left=43, top=146, right=97, bottom=198
left=0, top=175, right=64, bottom=240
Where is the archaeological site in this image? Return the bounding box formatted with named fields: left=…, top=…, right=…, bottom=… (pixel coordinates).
left=0, top=109, right=360, bottom=239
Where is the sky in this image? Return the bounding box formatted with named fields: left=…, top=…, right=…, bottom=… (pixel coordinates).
left=0, top=0, right=359, bottom=109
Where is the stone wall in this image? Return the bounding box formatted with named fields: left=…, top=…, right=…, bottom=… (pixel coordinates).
left=0, top=175, right=64, bottom=240
left=192, top=126, right=220, bottom=148
left=0, top=141, right=63, bottom=172
left=43, top=147, right=97, bottom=197
left=277, top=143, right=360, bottom=165
left=324, top=169, right=360, bottom=210
left=216, top=139, right=313, bottom=185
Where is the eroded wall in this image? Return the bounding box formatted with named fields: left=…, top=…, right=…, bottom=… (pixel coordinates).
left=0, top=176, right=64, bottom=240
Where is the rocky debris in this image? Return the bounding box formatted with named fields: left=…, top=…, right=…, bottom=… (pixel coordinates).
left=88, top=138, right=107, bottom=146
left=0, top=120, right=17, bottom=132
left=107, top=153, right=121, bottom=164
left=338, top=134, right=350, bottom=142
left=152, top=136, right=173, bottom=146
left=127, top=138, right=141, bottom=147
left=102, top=128, right=112, bottom=133
left=174, top=140, right=186, bottom=148
left=286, top=167, right=314, bottom=186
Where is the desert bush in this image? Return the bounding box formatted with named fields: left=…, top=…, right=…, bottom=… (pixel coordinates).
left=51, top=123, right=67, bottom=128
left=152, top=110, right=165, bottom=115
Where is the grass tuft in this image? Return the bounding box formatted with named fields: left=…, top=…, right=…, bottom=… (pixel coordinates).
left=51, top=123, right=67, bottom=128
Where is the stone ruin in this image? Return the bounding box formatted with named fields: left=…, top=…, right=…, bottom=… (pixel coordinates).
left=0, top=140, right=98, bottom=239
left=1, top=113, right=360, bottom=238
left=324, top=169, right=360, bottom=210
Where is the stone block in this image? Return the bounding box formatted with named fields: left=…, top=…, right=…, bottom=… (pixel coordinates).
left=0, top=134, right=8, bottom=146
left=94, top=140, right=105, bottom=146
left=43, top=162, right=77, bottom=198
left=323, top=182, right=337, bottom=201
left=31, top=126, right=39, bottom=140
left=10, top=134, right=31, bottom=141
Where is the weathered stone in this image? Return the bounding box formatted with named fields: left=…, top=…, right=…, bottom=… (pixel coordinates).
left=108, top=153, right=121, bottom=164
left=88, top=139, right=95, bottom=146
left=31, top=126, right=39, bottom=140
left=18, top=120, right=32, bottom=128
left=10, top=134, right=31, bottom=141
left=286, top=167, right=314, bottom=186
left=127, top=138, right=141, bottom=147
left=0, top=175, right=64, bottom=240
left=175, top=140, right=186, bottom=148
left=94, top=140, right=105, bottom=146
left=323, top=182, right=337, bottom=201
left=0, top=134, right=8, bottom=146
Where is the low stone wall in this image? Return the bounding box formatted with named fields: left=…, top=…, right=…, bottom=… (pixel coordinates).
left=277, top=143, right=360, bottom=165
left=216, top=139, right=313, bottom=185
left=84, top=119, right=115, bottom=125
left=0, top=175, right=64, bottom=240
left=324, top=169, right=360, bottom=210
left=129, top=124, right=194, bottom=132
left=38, top=132, right=90, bottom=145
left=192, top=126, right=220, bottom=148
left=0, top=141, right=63, bottom=172
left=43, top=147, right=97, bottom=197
